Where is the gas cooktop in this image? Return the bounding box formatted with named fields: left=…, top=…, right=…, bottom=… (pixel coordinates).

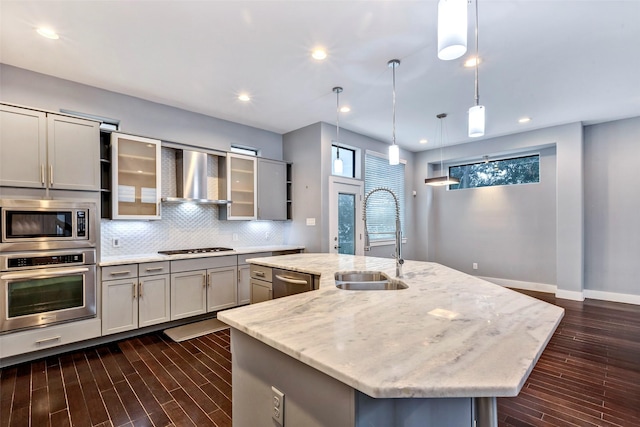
left=158, top=247, right=234, bottom=256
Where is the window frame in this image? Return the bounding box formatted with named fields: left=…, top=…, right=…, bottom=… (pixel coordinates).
left=447, top=152, right=541, bottom=191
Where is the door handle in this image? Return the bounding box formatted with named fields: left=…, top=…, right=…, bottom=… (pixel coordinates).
left=334, top=245, right=341, bottom=249
left=275, top=275, right=308, bottom=285
left=49, top=164, right=54, bottom=185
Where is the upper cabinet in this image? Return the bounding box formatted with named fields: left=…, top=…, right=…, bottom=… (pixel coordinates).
left=111, top=132, right=161, bottom=219
left=257, top=158, right=287, bottom=220
left=0, top=104, right=100, bottom=191
left=218, top=153, right=257, bottom=220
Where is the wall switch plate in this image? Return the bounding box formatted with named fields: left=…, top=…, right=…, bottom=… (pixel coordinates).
left=112, top=238, right=121, bottom=248
left=473, top=262, right=478, bottom=270
left=271, top=386, right=284, bottom=426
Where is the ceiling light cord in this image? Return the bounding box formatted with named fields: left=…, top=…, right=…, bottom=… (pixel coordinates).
left=474, top=0, right=480, bottom=107
left=333, top=86, right=342, bottom=159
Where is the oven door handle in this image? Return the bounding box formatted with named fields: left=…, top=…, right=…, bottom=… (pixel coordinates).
left=1, top=267, right=89, bottom=280
left=274, top=275, right=309, bottom=285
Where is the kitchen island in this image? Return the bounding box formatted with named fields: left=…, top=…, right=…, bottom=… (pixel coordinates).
left=218, top=253, right=564, bottom=427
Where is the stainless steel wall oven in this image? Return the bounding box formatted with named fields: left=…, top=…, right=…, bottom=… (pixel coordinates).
left=0, top=200, right=97, bottom=334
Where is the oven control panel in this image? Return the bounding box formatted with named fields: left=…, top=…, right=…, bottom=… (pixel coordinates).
left=8, top=253, right=84, bottom=269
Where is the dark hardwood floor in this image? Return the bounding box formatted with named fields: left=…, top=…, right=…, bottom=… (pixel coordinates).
left=1, top=290, right=639, bottom=427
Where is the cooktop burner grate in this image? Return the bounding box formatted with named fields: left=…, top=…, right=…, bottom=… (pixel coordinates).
left=158, top=247, right=234, bottom=256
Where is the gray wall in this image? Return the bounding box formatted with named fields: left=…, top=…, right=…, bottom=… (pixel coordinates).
left=283, top=122, right=416, bottom=259
left=584, top=116, right=640, bottom=295
left=415, top=123, right=583, bottom=297
left=0, top=64, right=283, bottom=159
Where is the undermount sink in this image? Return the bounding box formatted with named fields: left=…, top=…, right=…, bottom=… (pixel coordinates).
left=334, top=271, right=408, bottom=291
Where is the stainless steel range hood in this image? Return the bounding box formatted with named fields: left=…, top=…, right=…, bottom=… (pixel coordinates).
left=161, top=150, right=231, bottom=204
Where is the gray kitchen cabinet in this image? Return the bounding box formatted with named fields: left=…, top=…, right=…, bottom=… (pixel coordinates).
left=257, top=158, right=287, bottom=220
left=206, top=266, right=237, bottom=311
left=102, top=261, right=170, bottom=335
left=238, top=252, right=271, bottom=305
left=0, top=104, right=100, bottom=191
left=218, top=153, right=257, bottom=220
left=250, top=264, right=273, bottom=304
left=111, top=132, right=161, bottom=219
left=170, top=255, right=238, bottom=320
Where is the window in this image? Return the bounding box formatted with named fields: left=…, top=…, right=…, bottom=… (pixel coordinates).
left=449, top=154, right=539, bottom=190
left=332, top=145, right=356, bottom=177
left=230, top=146, right=258, bottom=156
left=364, top=151, right=405, bottom=243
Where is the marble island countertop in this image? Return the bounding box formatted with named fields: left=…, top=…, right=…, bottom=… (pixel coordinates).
left=217, top=253, right=564, bottom=399
left=98, top=245, right=305, bottom=266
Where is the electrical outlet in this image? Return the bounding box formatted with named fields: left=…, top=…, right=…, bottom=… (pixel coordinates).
left=232, top=233, right=239, bottom=241
left=473, top=262, right=478, bottom=270
left=272, top=386, right=284, bottom=426
left=265, top=231, right=270, bottom=240
left=112, top=238, right=121, bottom=248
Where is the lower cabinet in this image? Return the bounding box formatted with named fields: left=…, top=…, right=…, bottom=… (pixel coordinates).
left=250, top=264, right=273, bottom=304
left=170, top=255, right=238, bottom=321
left=238, top=252, right=271, bottom=305
left=102, top=261, right=170, bottom=335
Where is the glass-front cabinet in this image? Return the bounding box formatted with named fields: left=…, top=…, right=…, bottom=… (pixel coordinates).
left=111, top=133, right=161, bottom=219
left=219, top=153, right=257, bottom=220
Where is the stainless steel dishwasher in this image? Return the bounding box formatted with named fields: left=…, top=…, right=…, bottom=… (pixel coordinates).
left=272, top=268, right=314, bottom=299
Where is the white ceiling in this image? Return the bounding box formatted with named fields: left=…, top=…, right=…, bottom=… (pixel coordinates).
left=1, top=1, right=639, bottom=152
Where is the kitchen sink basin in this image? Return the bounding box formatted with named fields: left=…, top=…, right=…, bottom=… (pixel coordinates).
left=334, top=271, right=408, bottom=290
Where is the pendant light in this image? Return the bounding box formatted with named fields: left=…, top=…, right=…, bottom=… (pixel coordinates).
left=332, top=87, right=344, bottom=175
left=437, top=0, right=467, bottom=60
left=425, top=113, right=461, bottom=186
left=468, top=0, right=485, bottom=137
left=388, top=59, right=400, bottom=166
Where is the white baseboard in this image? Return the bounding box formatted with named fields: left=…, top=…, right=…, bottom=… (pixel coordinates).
left=477, top=275, right=640, bottom=305
left=584, top=289, right=640, bottom=305
left=554, top=289, right=585, bottom=301
left=477, top=276, right=557, bottom=294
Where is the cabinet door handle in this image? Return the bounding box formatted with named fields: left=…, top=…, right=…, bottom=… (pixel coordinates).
left=36, top=336, right=61, bottom=346
left=203, top=273, right=207, bottom=288
left=109, top=270, right=131, bottom=276
left=40, top=164, right=45, bottom=185
left=133, top=282, right=137, bottom=299
left=49, top=164, right=54, bottom=185
left=139, top=282, right=143, bottom=298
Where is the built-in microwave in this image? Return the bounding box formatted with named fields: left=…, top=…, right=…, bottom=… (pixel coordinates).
left=0, top=199, right=96, bottom=252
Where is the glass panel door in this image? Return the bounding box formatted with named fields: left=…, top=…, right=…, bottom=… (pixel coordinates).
left=228, top=155, right=256, bottom=218
left=338, top=193, right=356, bottom=255
left=8, top=274, right=84, bottom=318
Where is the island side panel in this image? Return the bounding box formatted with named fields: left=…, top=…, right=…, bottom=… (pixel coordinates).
left=231, top=328, right=356, bottom=427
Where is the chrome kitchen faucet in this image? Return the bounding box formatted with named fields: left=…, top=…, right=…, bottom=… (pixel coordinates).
left=363, top=187, right=404, bottom=278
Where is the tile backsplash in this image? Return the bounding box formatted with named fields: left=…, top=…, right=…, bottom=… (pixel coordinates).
left=101, top=147, right=291, bottom=257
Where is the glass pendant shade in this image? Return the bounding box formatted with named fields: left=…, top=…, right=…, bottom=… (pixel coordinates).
left=425, top=175, right=460, bottom=186
left=468, top=104, right=485, bottom=137
left=389, top=144, right=400, bottom=166
left=333, top=155, right=344, bottom=174
left=437, top=0, right=468, bottom=60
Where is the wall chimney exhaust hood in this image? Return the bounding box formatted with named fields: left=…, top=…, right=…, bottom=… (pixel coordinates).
left=161, top=150, right=231, bottom=205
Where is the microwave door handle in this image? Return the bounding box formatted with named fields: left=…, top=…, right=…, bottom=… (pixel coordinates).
left=274, top=275, right=309, bottom=286
left=1, top=267, right=89, bottom=280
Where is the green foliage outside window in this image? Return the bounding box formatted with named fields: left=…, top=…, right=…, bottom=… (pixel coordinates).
left=449, top=154, right=539, bottom=190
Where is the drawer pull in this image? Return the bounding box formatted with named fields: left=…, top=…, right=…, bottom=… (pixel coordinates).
left=36, top=336, right=61, bottom=346
left=255, top=271, right=266, bottom=278
left=109, top=270, right=131, bottom=276
left=145, top=267, right=164, bottom=272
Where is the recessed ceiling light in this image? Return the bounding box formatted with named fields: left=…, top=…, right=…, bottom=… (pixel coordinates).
left=238, top=94, right=251, bottom=102
left=340, top=106, right=350, bottom=113
left=464, top=56, right=480, bottom=68
left=312, top=48, right=327, bottom=60
left=37, top=28, right=59, bottom=40
left=518, top=117, right=532, bottom=123
left=419, top=139, right=428, bottom=144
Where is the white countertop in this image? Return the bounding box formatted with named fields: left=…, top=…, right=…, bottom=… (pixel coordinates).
left=98, top=245, right=305, bottom=266
left=217, top=253, right=564, bottom=399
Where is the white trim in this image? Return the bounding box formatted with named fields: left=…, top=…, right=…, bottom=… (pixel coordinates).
left=554, top=289, right=585, bottom=302
left=584, top=289, right=640, bottom=306
left=370, top=238, right=408, bottom=247
left=477, top=276, right=556, bottom=294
